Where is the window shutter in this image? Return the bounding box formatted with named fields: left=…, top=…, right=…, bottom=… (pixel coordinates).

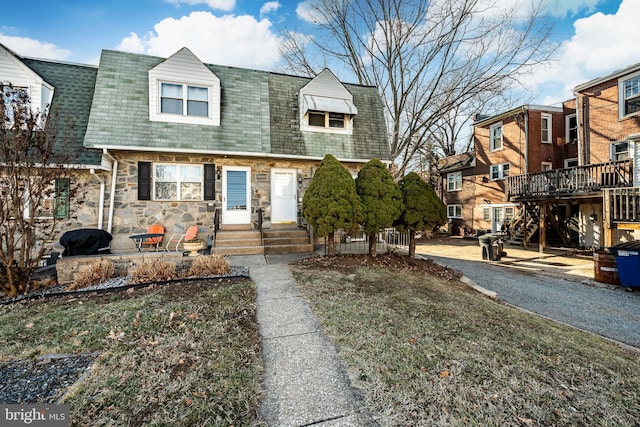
left=138, top=162, right=151, bottom=200
left=204, top=164, right=215, bottom=200
left=54, top=178, right=70, bottom=219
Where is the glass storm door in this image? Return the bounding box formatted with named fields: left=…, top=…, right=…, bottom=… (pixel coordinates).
left=271, top=169, right=297, bottom=223
left=222, top=167, right=251, bottom=225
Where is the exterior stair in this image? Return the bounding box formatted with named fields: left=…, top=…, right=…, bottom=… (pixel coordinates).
left=263, top=227, right=314, bottom=254
left=212, top=230, right=264, bottom=256
left=211, top=226, right=313, bottom=256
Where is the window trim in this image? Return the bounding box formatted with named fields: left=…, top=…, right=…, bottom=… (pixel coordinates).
left=303, top=110, right=352, bottom=134
left=611, top=141, right=629, bottom=161
left=541, top=113, right=552, bottom=144
left=541, top=161, right=552, bottom=171
left=148, top=75, right=220, bottom=126
left=490, top=162, right=510, bottom=180
left=482, top=207, right=491, bottom=222
left=564, top=157, right=579, bottom=168
left=565, top=113, right=577, bottom=144
left=153, top=163, right=205, bottom=201
left=447, top=204, right=462, bottom=219
left=490, top=122, right=503, bottom=151
left=619, top=70, right=640, bottom=119
left=447, top=171, right=462, bottom=192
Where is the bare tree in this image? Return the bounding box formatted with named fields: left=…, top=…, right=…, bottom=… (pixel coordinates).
left=0, top=84, right=75, bottom=297
left=281, top=0, right=556, bottom=175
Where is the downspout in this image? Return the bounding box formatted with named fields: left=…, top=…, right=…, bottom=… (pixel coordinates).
left=523, top=107, right=529, bottom=174
left=90, top=169, right=105, bottom=230
left=573, top=91, right=583, bottom=166
left=103, top=149, right=118, bottom=234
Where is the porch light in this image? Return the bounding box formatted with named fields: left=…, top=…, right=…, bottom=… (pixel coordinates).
left=216, top=167, right=222, bottom=180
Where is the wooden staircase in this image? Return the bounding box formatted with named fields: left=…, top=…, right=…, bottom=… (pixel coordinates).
left=508, top=204, right=539, bottom=246
left=212, top=225, right=313, bottom=256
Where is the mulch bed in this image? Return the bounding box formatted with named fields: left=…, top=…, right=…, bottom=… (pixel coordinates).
left=296, top=252, right=463, bottom=281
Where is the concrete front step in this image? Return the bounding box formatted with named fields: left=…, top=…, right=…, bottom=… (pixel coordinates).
left=216, top=230, right=261, bottom=240
left=264, top=243, right=314, bottom=255
left=264, top=236, right=310, bottom=245
left=213, top=246, right=265, bottom=256
left=215, top=238, right=263, bottom=248
left=263, top=228, right=308, bottom=238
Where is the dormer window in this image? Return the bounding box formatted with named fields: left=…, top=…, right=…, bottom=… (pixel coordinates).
left=160, top=83, right=208, bottom=117
left=299, top=69, right=358, bottom=135
left=308, top=110, right=346, bottom=129
left=149, top=48, right=220, bottom=126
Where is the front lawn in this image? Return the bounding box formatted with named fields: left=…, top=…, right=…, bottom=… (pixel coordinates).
left=0, top=279, right=263, bottom=426
left=292, top=254, right=640, bottom=426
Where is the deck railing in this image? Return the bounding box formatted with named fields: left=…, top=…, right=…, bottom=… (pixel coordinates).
left=506, top=160, right=632, bottom=200
left=605, top=187, right=640, bottom=223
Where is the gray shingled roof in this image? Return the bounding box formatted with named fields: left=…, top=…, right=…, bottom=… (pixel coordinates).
left=21, top=58, right=103, bottom=166
left=84, top=50, right=390, bottom=162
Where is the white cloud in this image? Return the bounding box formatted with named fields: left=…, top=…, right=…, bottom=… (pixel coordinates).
left=115, top=11, right=282, bottom=69
left=0, top=34, right=71, bottom=60
left=529, top=0, right=640, bottom=104
left=164, top=0, right=235, bottom=11
left=260, top=1, right=281, bottom=16
left=296, top=1, right=327, bottom=24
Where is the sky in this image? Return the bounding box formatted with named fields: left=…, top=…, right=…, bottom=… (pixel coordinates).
left=0, top=0, right=637, bottom=106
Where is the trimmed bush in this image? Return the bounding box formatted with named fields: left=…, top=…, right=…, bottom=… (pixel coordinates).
left=188, top=254, right=230, bottom=276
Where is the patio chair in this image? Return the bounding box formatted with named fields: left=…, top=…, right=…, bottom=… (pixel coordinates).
left=166, top=225, right=199, bottom=252
left=136, top=224, right=165, bottom=251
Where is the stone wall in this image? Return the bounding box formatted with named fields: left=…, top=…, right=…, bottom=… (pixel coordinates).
left=55, top=251, right=195, bottom=285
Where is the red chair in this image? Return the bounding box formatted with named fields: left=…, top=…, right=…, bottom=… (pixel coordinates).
left=135, top=224, right=165, bottom=251
left=166, top=225, right=199, bottom=252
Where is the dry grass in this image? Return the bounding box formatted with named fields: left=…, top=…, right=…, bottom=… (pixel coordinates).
left=292, top=259, right=640, bottom=426
left=68, top=260, right=117, bottom=291
left=0, top=279, right=263, bottom=426
left=188, top=254, right=230, bottom=277
left=129, top=259, right=176, bottom=284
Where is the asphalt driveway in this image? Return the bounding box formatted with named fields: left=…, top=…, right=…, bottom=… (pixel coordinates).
left=416, top=238, right=640, bottom=349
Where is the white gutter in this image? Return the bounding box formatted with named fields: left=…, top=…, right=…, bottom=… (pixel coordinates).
left=90, top=144, right=390, bottom=165
left=102, top=149, right=118, bottom=234
left=90, top=168, right=105, bottom=230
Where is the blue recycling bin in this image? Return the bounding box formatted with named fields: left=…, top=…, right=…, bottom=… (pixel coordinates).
left=610, top=241, right=640, bottom=289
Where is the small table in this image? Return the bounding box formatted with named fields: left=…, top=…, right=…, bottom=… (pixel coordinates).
left=129, top=233, right=164, bottom=252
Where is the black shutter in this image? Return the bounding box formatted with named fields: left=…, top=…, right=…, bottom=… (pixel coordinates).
left=138, top=161, right=151, bottom=200
left=204, top=164, right=215, bottom=200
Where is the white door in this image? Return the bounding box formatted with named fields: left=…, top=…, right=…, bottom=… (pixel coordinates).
left=222, top=166, right=251, bottom=225
left=271, top=169, right=297, bottom=223
left=492, top=207, right=504, bottom=233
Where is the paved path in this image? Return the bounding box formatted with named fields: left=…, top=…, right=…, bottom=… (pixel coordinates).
left=417, top=248, right=640, bottom=348
left=228, top=254, right=376, bottom=427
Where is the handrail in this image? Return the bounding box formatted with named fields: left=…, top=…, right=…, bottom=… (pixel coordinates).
left=605, top=187, right=640, bottom=222
left=257, top=207, right=264, bottom=246
left=506, top=159, right=632, bottom=199
left=213, top=207, right=220, bottom=247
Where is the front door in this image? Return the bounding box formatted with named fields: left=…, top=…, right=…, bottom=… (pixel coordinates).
left=492, top=207, right=504, bottom=233
left=222, top=166, right=251, bottom=225
left=271, top=169, right=297, bottom=223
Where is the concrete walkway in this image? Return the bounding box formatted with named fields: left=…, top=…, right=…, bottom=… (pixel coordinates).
left=227, top=254, right=376, bottom=427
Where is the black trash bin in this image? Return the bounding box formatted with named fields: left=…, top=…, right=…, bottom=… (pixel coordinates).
left=609, top=241, right=640, bottom=289
left=478, top=234, right=505, bottom=261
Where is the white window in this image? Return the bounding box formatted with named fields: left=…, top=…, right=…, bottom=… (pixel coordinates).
left=447, top=171, right=462, bottom=192
left=541, top=162, right=552, bottom=171
left=160, top=83, right=208, bottom=117
left=490, top=163, right=510, bottom=180
left=565, top=114, right=577, bottom=144
left=541, top=113, right=551, bottom=144
left=620, top=73, right=640, bottom=118
left=153, top=164, right=204, bottom=201
left=505, top=206, right=515, bottom=222
left=482, top=207, right=491, bottom=221
left=307, top=111, right=348, bottom=129
left=612, top=141, right=629, bottom=161
left=564, top=158, right=578, bottom=168
left=447, top=205, right=462, bottom=218
left=490, top=122, right=503, bottom=151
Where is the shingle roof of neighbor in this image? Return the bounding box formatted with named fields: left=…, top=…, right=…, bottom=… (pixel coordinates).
left=21, top=58, right=103, bottom=166
left=83, top=50, right=390, bottom=162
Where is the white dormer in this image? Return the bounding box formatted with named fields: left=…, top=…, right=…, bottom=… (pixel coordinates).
left=0, top=44, right=54, bottom=113
left=299, top=69, right=357, bottom=134
left=148, top=47, right=221, bottom=126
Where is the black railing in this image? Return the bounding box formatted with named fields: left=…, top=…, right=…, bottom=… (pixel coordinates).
left=213, top=207, right=220, bottom=247
left=506, top=160, right=632, bottom=200
left=257, top=207, right=264, bottom=246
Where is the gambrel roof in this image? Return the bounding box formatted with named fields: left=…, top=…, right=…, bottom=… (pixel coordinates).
left=82, top=49, right=390, bottom=162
